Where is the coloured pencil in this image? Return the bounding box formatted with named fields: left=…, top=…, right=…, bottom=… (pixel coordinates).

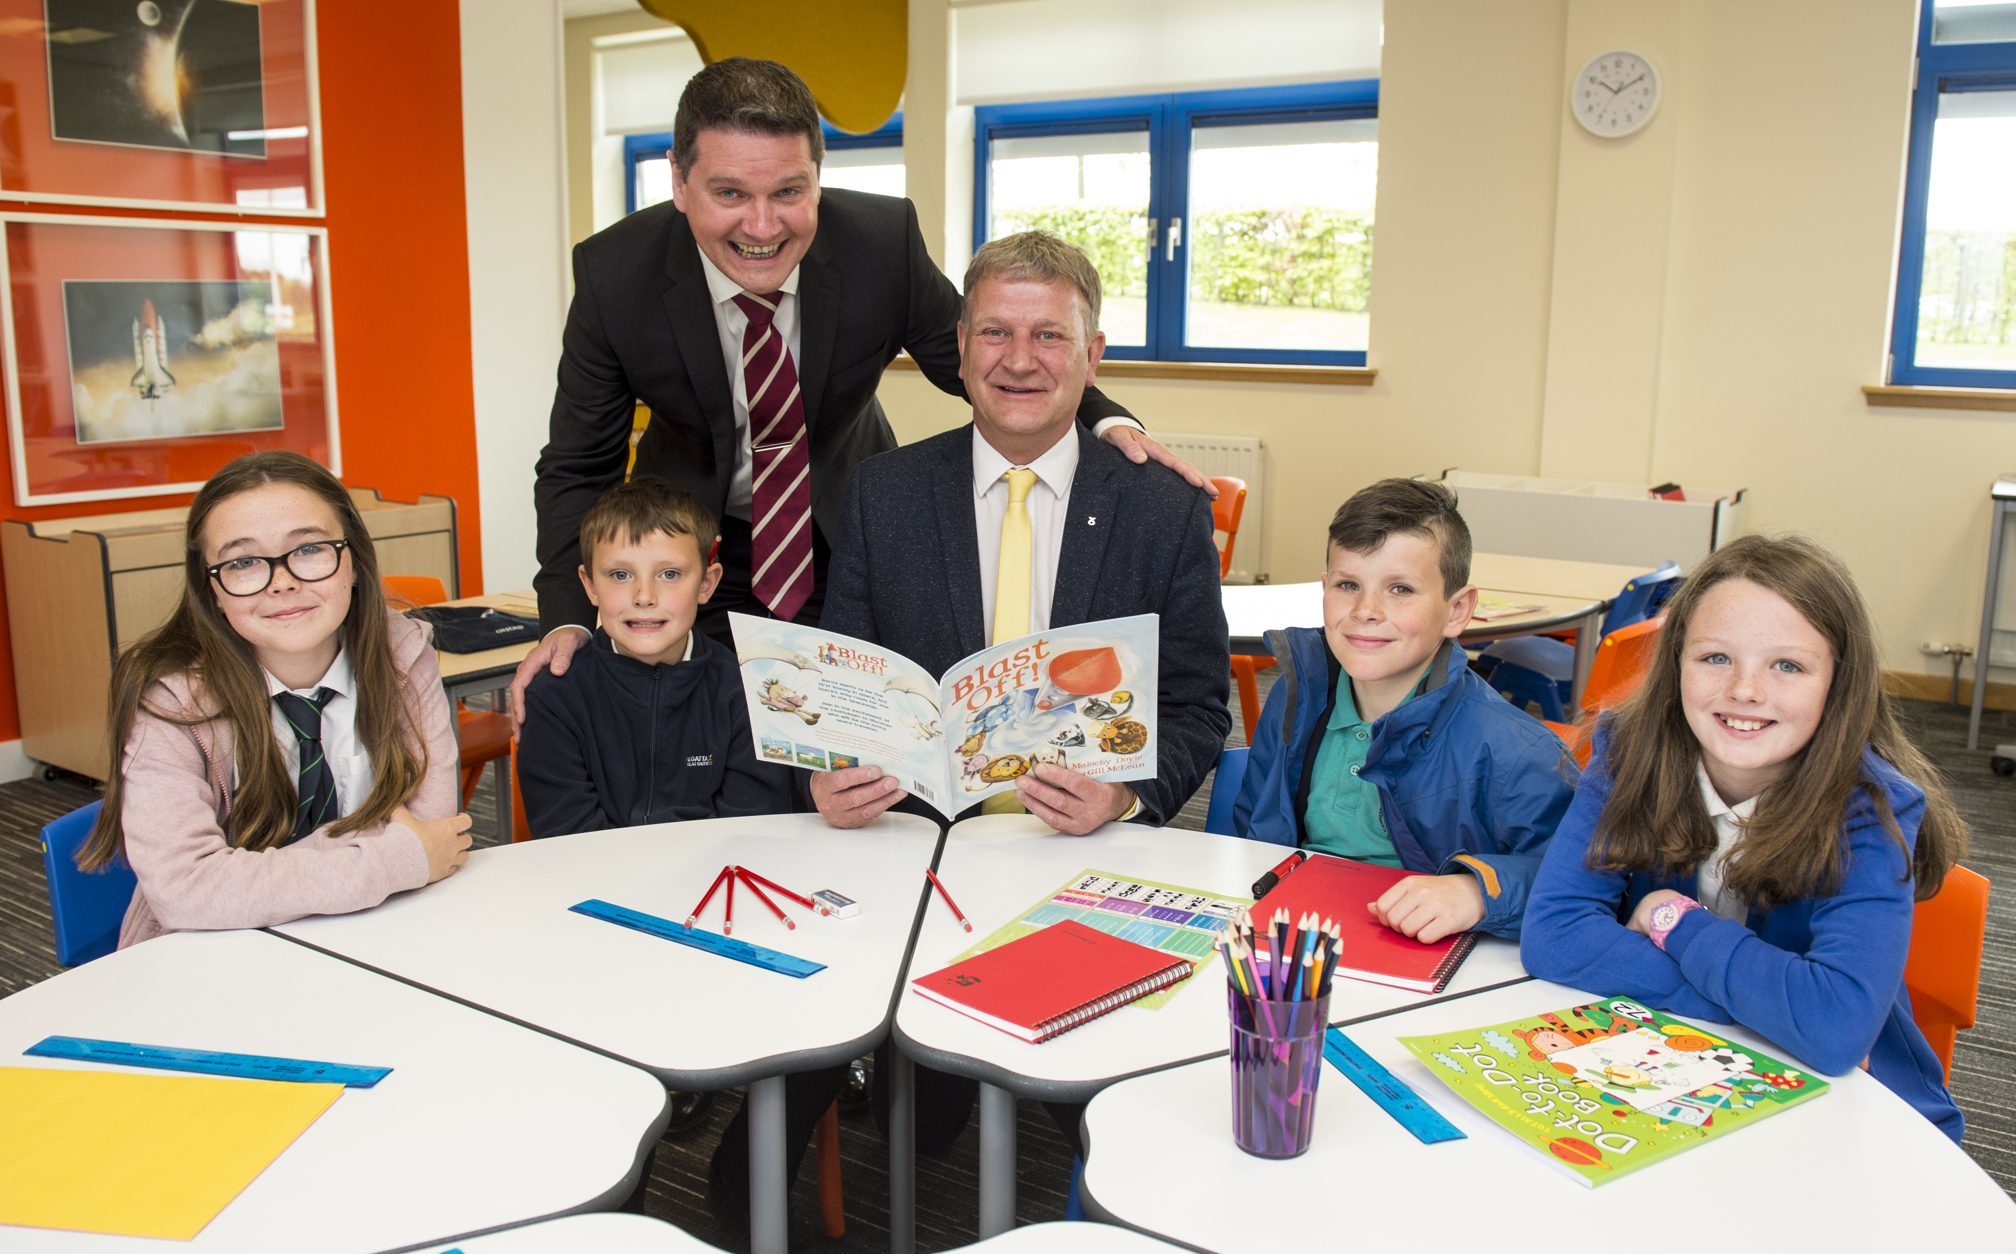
left=737, top=870, right=796, bottom=930
left=685, top=865, right=731, bottom=929
left=925, top=867, right=972, bottom=932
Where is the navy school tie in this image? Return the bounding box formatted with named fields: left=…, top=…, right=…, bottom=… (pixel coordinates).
left=274, top=687, right=339, bottom=843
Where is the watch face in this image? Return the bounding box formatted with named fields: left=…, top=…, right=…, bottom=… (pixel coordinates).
left=1651, top=902, right=1680, bottom=931
left=1573, top=50, right=1660, bottom=137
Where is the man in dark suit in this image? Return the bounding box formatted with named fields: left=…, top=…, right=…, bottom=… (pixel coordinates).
left=813, top=228, right=1232, bottom=1159
left=516, top=57, right=1201, bottom=722
left=813, top=232, right=1231, bottom=834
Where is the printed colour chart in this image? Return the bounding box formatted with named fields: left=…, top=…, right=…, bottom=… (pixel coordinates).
left=960, top=869, right=1249, bottom=1009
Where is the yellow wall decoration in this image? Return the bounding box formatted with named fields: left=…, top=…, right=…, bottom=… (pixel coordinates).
left=638, top=0, right=907, bottom=135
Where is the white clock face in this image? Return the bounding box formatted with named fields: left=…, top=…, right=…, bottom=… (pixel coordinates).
left=1573, top=50, right=1660, bottom=138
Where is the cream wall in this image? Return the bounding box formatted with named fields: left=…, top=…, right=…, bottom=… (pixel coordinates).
left=884, top=0, right=2016, bottom=683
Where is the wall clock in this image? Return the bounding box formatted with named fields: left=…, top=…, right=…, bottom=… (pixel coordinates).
left=1572, top=49, right=1660, bottom=138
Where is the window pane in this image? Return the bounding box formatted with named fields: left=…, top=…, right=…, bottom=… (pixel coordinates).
left=1933, top=0, right=2016, bottom=45
left=635, top=154, right=675, bottom=211
left=1915, top=91, right=2016, bottom=371
left=987, top=131, right=1151, bottom=347
left=1184, top=117, right=1375, bottom=354
left=822, top=148, right=906, bottom=198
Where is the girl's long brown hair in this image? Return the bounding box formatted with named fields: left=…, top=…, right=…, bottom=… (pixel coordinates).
left=79, top=452, right=430, bottom=869
left=1589, top=534, right=1966, bottom=907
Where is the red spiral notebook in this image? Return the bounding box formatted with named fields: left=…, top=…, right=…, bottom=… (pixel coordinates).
left=910, top=920, right=1196, bottom=1042
left=1254, top=854, right=1478, bottom=992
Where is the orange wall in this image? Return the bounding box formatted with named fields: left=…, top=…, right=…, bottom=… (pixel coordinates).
left=0, top=0, right=482, bottom=746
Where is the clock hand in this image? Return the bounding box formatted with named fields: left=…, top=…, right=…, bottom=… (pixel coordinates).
left=1601, top=79, right=1620, bottom=94
left=1619, top=73, right=1646, bottom=91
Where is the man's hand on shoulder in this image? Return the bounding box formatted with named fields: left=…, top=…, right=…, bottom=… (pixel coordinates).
left=509, top=626, right=590, bottom=734
left=1017, top=764, right=1135, bottom=837
left=1099, top=425, right=1217, bottom=496
left=811, top=765, right=908, bottom=829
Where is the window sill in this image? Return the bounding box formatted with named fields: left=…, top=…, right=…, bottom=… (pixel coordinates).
left=1862, top=384, right=2016, bottom=412
left=888, top=356, right=1376, bottom=386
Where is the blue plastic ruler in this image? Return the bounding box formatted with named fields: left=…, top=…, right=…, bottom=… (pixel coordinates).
left=570, top=899, right=826, bottom=978
left=25, top=1035, right=390, bottom=1087
left=1323, top=1028, right=1466, bottom=1144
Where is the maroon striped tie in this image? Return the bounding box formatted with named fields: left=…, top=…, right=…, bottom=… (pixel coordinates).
left=733, top=291, right=814, bottom=621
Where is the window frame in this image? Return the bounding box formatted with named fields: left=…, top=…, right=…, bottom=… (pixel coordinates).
left=1891, top=2, right=2016, bottom=387
left=973, top=79, right=1379, bottom=367
left=624, top=115, right=906, bottom=216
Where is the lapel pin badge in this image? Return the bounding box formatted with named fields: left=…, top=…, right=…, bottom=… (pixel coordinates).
left=1086, top=515, right=1097, bottom=526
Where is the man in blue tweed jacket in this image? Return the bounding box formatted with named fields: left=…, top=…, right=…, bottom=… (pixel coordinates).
left=811, top=230, right=1231, bottom=834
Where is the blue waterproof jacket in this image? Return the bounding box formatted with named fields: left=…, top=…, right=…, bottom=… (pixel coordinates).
left=1522, top=731, right=1963, bottom=1142
left=1232, top=629, right=1580, bottom=938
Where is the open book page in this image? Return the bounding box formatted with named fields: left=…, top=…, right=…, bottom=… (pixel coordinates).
left=729, top=613, right=957, bottom=810
left=939, top=614, right=1160, bottom=808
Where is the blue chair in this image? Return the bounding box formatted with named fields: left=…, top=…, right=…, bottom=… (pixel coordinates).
left=40, top=800, right=134, bottom=967
left=1204, top=746, right=1250, bottom=836
left=1481, top=562, right=1684, bottom=719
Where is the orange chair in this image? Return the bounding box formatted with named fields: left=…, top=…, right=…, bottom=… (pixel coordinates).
left=1212, top=476, right=1275, bottom=744
left=1539, top=617, right=1664, bottom=766
left=1904, top=864, right=1989, bottom=1080
left=384, top=575, right=514, bottom=811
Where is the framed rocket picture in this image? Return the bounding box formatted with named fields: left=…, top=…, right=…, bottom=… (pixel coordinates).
left=1, top=213, right=338, bottom=505
left=0, top=0, right=321, bottom=211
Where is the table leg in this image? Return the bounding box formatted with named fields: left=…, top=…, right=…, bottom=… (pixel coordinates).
left=888, top=1049, right=916, bottom=1254
left=748, top=1075, right=788, bottom=1254
left=1970, top=500, right=2008, bottom=751
left=493, top=756, right=515, bottom=842
left=1569, top=610, right=1600, bottom=711
left=978, top=1081, right=1016, bottom=1237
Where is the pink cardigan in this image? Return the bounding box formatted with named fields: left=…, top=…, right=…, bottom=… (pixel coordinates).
left=114, top=610, right=459, bottom=947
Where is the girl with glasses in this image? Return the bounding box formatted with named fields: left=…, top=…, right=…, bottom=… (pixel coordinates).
left=78, top=451, right=473, bottom=945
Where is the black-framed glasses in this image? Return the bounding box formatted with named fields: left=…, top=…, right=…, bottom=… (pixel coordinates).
left=206, top=540, right=351, bottom=597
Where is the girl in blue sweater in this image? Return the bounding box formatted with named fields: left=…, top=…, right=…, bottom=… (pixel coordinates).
left=1521, top=535, right=1968, bottom=1141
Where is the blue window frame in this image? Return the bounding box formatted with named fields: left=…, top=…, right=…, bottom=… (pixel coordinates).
left=626, top=116, right=905, bottom=215
left=1892, top=2, right=2016, bottom=386
left=975, top=81, right=1378, bottom=367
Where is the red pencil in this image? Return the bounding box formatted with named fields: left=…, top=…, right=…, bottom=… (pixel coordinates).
left=724, top=866, right=738, bottom=936
left=740, top=867, right=829, bottom=916
left=924, top=867, right=972, bottom=932
left=685, top=865, right=731, bottom=929
left=736, top=868, right=796, bottom=930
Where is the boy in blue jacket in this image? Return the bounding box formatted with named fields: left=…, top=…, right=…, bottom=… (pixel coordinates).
left=518, top=477, right=795, bottom=836
left=1232, top=478, right=1578, bottom=941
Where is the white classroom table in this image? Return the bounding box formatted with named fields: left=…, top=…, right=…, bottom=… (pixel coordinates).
left=889, top=814, right=1530, bottom=1246
left=273, top=811, right=942, bottom=1254
left=1080, top=980, right=2016, bottom=1250
left=0, top=931, right=669, bottom=1253
left=417, top=1212, right=716, bottom=1252
left=963, top=1220, right=1191, bottom=1252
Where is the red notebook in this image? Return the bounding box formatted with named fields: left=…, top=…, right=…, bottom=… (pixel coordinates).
left=910, top=920, right=1196, bottom=1042
left=1254, top=854, right=1478, bottom=992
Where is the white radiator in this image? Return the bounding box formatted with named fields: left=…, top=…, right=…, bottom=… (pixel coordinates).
left=1159, top=434, right=1265, bottom=583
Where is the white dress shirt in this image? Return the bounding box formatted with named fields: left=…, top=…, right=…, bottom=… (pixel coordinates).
left=696, top=249, right=802, bottom=522
left=972, top=427, right=1079, bottom=639
left=264, top=649, right=372, bottom=821
left=1693, top=763, right=1756, bottom=921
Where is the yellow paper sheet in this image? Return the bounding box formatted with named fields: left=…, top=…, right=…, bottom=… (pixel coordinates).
left=0, top=1065, right=344, bottom=1240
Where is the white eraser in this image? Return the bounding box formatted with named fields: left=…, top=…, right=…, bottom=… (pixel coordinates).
left=812, top=889, right=860, bottom=919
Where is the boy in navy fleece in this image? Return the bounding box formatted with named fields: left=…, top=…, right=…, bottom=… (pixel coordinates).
left=517, top=477, right=793, bottom=835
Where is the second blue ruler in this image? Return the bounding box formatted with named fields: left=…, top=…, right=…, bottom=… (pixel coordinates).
left=1323, top=1028, right=1465, bottom=1144
left=25, top=1035, right=390, bottom=1087
left=570, top=899, right=826, bottom=978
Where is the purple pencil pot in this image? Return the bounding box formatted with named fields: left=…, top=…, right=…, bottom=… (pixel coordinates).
left=1227, top=984, right=1331, bottom=1158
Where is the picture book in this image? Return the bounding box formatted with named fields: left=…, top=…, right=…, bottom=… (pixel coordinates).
left=729, top=612, right=1158, bottom=819
left=911, top=920, right=1195, bottom=1042
left=1471, top=595, right=1542, bottom=622
left=1397, top=996, right=1829, bottom=1186
left=1254, top=854, right=1477, bottom=992
left=957, top=868, right=1248, bottom=1009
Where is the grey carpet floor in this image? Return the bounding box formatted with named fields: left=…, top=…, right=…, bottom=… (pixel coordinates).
left=0, top=687, right=2009, bottom=1251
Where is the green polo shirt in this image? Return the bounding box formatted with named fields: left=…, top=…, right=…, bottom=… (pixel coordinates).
left=1300, top=668, right=1422, bottom=865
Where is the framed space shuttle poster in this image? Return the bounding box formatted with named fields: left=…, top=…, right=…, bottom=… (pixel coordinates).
left=0, top=0, right=321, bottom=212
left=1, top=213, right=338, bottom=505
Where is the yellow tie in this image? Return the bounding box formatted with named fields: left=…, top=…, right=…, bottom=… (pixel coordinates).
left=983, top=467, right=1039, bottom=815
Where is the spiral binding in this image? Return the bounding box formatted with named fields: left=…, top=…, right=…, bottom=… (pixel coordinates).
left=1035, top=959, right=1194, bottom=1040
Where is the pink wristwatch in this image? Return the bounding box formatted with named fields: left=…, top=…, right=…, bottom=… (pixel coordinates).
left=1647, top=895, right=1701, bottom=951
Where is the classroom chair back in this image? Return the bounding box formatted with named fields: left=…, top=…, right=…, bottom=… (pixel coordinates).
left=1483, top=562, right=1681, bottom=721
left=1210, top=475, right=1276, bottom=743
left=1204, top=746, right=1249, bottom=836
left=1598, top=560, right=1683, bottom=637
left=1540, top=616, right=1664, bottom=765
left=1904, top=864, right=1989, bottom=1080
left=383, top=573, right=450, bottom=609
left=40, top=799, right=133, bottom=967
